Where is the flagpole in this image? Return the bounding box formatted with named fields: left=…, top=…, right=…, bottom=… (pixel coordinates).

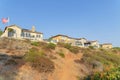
left=7, top=17, right=9, bottom=26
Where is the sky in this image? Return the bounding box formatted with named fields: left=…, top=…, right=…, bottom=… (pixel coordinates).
left=0, top=0, right=120, bottom=47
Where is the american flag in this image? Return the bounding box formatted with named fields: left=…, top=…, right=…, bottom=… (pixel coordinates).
left=2, top=17, right=9, bottom=24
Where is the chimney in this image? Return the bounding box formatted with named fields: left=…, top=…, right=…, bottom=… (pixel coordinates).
left=31, top=26, right=36, bottom=32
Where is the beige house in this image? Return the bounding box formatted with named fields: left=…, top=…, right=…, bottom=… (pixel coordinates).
left=84, top=40, right=100, bottom=48
left=50, top=34, right=87, bottom=47
left=1, top=25, right=43, bottom=41
left=101, top=43, right=112, bottom=49
left=50, top=34, right=99, bottom=48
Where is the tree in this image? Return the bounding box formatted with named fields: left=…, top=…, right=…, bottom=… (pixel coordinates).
left=0, top=30, right=3, bottom=36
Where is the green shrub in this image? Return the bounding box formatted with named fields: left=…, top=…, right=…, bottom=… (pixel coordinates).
left=84, top=66, right=120, bottom=80
left=45, top=43, right=56, bottom=50
left=57, top=51, right=65, bottom=58
left=0, top=30, right=3, bottom=36
left=64, top=43, right=71, bottom=49
left=69, top=46, right=79, bottom=53
left=81, top=49, right=120, bottom=66
left=24, top=47, right=45, bottom=62
left=57, top=43, right=79, bottom=53
left=31, top=41, right=39, bottom=46
left=89, top=46, right=94, bottom=49
left=24, top=47, right=55, bottom=73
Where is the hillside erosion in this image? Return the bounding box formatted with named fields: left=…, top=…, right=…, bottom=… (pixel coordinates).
left=0, top=38, right=120, bottom=80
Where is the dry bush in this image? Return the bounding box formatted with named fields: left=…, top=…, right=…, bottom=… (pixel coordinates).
left=24, top=47, right=55, bottom=73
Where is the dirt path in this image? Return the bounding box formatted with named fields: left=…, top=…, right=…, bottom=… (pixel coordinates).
left=60, top=53, right=82, bottom=80
left=49, top=53, right=82, bottom=80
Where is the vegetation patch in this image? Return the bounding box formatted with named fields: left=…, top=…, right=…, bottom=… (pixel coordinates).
left=31, top=41, right=40, bottom=46
left=78, top=48, right=120, bottom=80
left=24, top=47, right=55, bottom=73
left=57, top=42, right=79, bottom=53
left=45, top=43, right=56, bottom=50
left=57, top=50, right=65, bottom=58
left=0, top=30, right=3, bottom=36
left=83, top=66, right=120, bottom=80
left=81, top=49, right=120, bottom=66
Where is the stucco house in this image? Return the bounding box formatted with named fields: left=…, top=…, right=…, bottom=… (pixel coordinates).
left=50, top=34, right=100, bottom=48
left=1, top=25, right=43, bottom=41
left=50, top=34, right=88, bottom=47
left=100, top=43, right=112, bottom=49
left=84, top=40, right=100, bottom=48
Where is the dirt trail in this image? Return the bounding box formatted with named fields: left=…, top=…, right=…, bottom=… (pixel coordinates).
left=60, top=53, right=82, bottom=80
left=49, top=53, right=82, bottom=80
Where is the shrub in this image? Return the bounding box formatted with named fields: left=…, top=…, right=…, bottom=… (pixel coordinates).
left=84, top=66, right=120, bottom=80
left=57, top=51, right=65, bottom=58
left=46, top=43, right=56, bottom=49
left=81, top=49, right=120, bottom=66
left=64, top=43, right=71, bottom=49
left=32, top=57, right=55, bottom=73
left=39, top=42, right=47, bottom=47
left=31, top=41, right=39, bottom=46
left=0, top=30, right=3, bottom=36
left=69, top=46, right=79, bottom=53
left=89, top=46, right=94, bottom=49
left=24, top=47, right=45, bottom=62
left=57, top=42, right=66, bottom=47
left=57, top=43, right=79, bottom=53
left=24, top=47, right=55, bottom=73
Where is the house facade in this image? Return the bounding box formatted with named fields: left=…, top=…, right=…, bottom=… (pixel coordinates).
left=100, top=43, right=112, bottom=49
left=84, top=40, right=100, bottom=48
left=50, top=34, right=99, bottom=48
left=1, top=25, right=43, bottom=41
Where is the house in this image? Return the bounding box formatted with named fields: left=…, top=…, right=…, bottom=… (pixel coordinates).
left=100, top=43, right=112, bottom=49
left=84, top=40, right=100, bottom=48
left=49, top=34, right=87, bottom=47
left=1, top=25, right=43, bottom=41
left=50, top=34, right=71, bottom=43
left=50, top=34, right=100, bottom=48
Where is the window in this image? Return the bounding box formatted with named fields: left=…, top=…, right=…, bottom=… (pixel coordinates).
left=28, top=33, right=30, bottom=37
left=21, top=32, right=25, bottom=37
left=75, top=41, right=82, bottom=46
left=25, top=32, right=30, bottom=37
left=39, top=35, right=41, bottom=38
left=36, top=35, right=38, bottom=38
left=14, top=30, right=16, bottom=33
left=52, top=40, right=57, bottom=43
left=8, top=32, right=14, bottom=37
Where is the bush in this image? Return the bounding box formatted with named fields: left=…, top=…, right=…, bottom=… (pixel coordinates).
left=57, top=43, right=79, bottom=53
left=69, top=46, right=79, bottom=53
left=24, top=47, right=45, bottom=62
left=32, top=57, right=55, bottom=73
left=84, top=66, right=120, bottom=80
left=46, top=43, right=56, bottom=50
left=81, top=49, right=120, bottom=66
left=31, top=41, right=39, bottom=46
left=89, top=46, right=94, bottom=49
left=0, top=30, right=3, bottom=36
left=24, top=47, right=55, bottom=73
left=57, top=51, right=65, bottom=58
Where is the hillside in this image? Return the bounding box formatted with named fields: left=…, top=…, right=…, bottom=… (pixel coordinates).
left=0, top=38, right=120, bottom=80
